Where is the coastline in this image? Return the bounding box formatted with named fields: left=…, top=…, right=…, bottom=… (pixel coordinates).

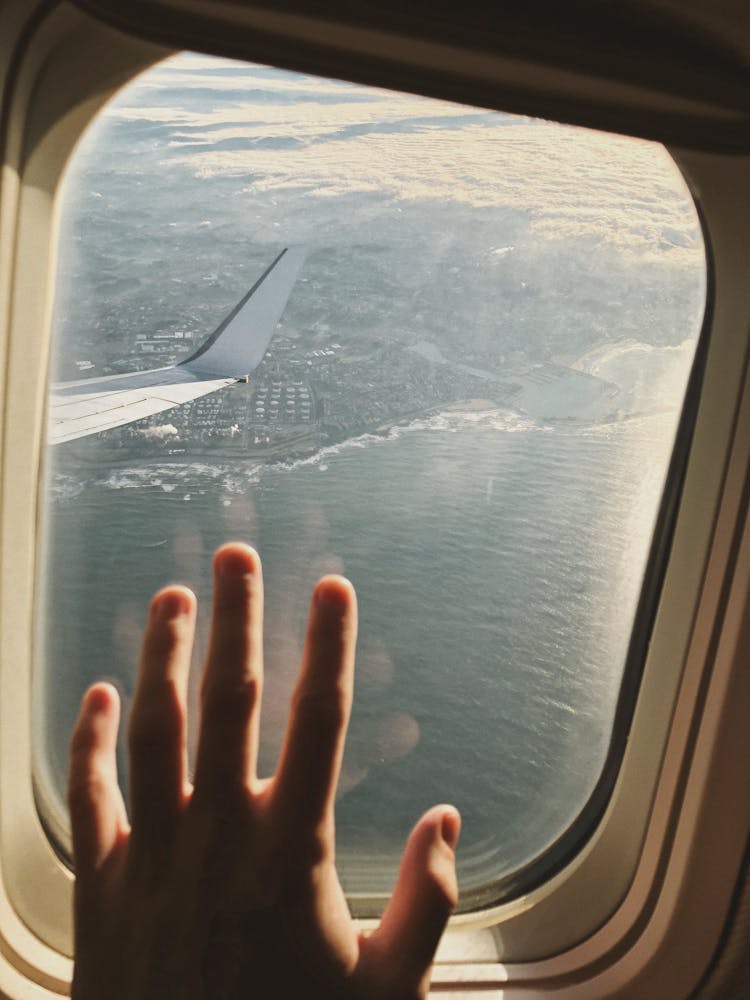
left=59, top=397, right=506, bottom=471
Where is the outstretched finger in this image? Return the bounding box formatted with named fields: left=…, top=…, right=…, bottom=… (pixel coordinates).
left=127, top=586, right=195, bottom=856
left=272, top=576, right=357, bottom=837
left=68, top=684, right=128, bottom=880
left=368, top=805, right=460, bottom=996
left=193, top=544, right=264, bottom=802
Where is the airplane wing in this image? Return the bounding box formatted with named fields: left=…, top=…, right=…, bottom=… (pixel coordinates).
left=48, top=246, right=306, bottom=445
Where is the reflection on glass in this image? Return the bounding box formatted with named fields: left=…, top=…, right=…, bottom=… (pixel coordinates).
left=34, top=53, right=706, bottom=908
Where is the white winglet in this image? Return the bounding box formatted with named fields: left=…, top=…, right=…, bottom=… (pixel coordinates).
left=48, top=247, right=306, bottom=445
left=182, top=246, right=307, bottom=378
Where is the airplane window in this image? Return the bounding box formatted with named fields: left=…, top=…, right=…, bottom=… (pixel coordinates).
left=33, top=53, right=706, bottom=908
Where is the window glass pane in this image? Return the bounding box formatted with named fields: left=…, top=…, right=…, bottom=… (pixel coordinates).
left=34, top=53, right=706, bottom=907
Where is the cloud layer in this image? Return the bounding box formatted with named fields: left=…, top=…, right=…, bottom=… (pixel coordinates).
left=95, top=53, right=702, bottom=264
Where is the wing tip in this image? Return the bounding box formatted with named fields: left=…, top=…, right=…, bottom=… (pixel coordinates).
left=180, top=246, right=306, bottom=376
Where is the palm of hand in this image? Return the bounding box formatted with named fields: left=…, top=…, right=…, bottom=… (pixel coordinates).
left=69, top=544, right=459, bottom=999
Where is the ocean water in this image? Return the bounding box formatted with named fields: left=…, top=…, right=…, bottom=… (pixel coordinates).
left=36, top=406, right=675, bottom=899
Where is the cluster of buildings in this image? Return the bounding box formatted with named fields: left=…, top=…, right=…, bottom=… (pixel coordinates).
left=75, top=322, right=520, bottom=459
left=133, top=329, right=195, bottom=355
left=294, top=340, right=504, bottom=437
left=252, top=379, right=314, bottom=424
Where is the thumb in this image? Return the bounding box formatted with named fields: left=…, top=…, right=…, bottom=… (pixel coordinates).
left=370, top=805, right=460, bottom=995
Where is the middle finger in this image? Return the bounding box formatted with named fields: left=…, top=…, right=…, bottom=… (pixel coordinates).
left=193, top=543, right=264, bottom=803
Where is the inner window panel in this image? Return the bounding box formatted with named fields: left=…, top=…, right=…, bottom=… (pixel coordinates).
left=33, top=53, right=706, bottom=909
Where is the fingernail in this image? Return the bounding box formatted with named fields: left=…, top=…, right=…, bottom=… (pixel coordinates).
left=441, top=809, right=461, bottom=849
left=86, top=685, right=112, bottom=713
left=315, top=577, right=352, bottom=612
left=155, top=590, right=191, bottom=619
left=215, top=545, right=259, bottom=577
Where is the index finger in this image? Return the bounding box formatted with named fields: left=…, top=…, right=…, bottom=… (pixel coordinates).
left=271, top=576, right=357, bottom=837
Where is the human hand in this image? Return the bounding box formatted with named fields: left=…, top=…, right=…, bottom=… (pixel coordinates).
left=68, top=543, right=460, bottom=999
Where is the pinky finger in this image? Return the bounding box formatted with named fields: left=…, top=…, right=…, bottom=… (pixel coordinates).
left=68, top=683, right=128, bottom=879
